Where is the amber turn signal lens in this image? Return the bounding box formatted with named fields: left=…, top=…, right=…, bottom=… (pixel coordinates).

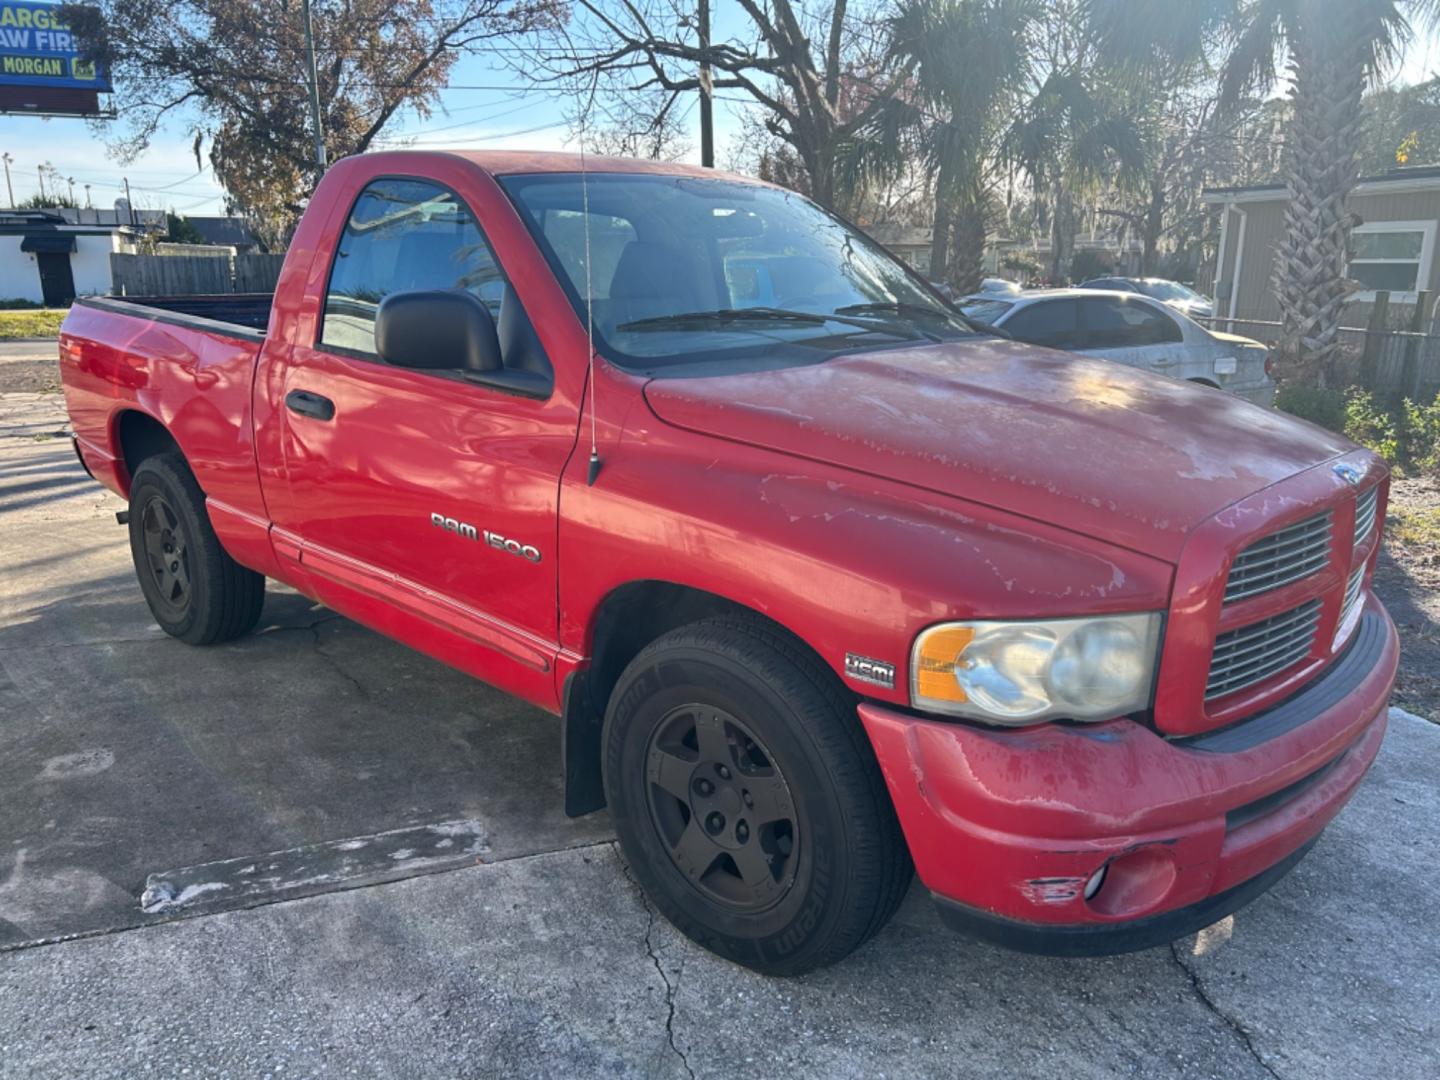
left=913, top=625, right=975, bottom=703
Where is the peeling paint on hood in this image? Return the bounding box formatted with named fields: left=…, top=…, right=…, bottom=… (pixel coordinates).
left=644, top=339, right=1351, bottom=560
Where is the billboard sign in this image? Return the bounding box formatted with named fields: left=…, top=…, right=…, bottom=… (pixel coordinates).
left=0, top=2, right=110, bottom=92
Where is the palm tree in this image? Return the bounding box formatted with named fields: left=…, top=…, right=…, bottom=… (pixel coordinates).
left=1089, top=0, right=1440, bottom=382
left=885, top=0, right=1038, bottom=293
left=878, top=0, right=1144, bottom=292
left=1003, top=66, right=1147, bottom=284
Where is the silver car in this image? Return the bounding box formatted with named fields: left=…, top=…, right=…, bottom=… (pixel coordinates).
left=1080, top=276, right=1216, bottom=320
left=960, top=289, right=1274, bottom=406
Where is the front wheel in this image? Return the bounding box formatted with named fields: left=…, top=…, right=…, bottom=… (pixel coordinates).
left=603, top=617, right=912, bottom=975
left=127, top=452, right=265, bottom=645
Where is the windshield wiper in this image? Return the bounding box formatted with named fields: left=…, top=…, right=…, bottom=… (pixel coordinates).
left=615, top=306, right=915, bottom=337
left=836, top=300, right=969, bottom=326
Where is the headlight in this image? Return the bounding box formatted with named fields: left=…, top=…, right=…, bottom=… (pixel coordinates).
left=911, top=613, right=1162, bottom=725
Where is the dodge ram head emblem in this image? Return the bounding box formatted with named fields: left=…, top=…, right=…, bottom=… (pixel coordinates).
left=1333, top=463, right=1363, bottom=486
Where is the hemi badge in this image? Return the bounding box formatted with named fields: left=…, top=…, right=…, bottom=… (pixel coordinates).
left=845, top=653, right=896, bottom=690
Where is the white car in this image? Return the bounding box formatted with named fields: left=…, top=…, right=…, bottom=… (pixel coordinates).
left=1079, top=276, right=1216, bottom=320
left=960, top=289, right=1274, bottom=406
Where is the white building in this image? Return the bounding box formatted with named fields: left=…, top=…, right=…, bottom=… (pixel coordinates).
left=0, top=207, right=160, bottom=306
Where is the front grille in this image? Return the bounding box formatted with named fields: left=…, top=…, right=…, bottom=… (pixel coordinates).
left=1224, top=512, right=1332, bottom=602
left=1206, top=599, right=1322, bottom=700
left=1354, top=486, right=1378, bottom=546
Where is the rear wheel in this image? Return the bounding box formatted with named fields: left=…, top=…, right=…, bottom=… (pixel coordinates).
left=603, top=617, right=912, bottom=975
left=127, top=453, right=264, bottom=644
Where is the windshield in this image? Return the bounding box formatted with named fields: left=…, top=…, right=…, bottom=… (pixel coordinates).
left=499, top=172, right=976, bottom=370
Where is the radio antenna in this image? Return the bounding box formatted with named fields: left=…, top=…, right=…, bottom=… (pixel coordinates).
left=581, top=142, right=601, bottom=486
left=578, top=82, right=601, bottom=486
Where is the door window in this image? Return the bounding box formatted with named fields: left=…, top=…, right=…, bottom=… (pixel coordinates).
left=1080, top=298, right=1181, bottom=349
left=320, top=179, right=505, bottom=355
left=1001, top=300, right=1080, bottom=348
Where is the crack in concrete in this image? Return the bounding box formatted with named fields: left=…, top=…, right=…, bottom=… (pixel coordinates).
left=1170, top=941, right=1283, bottom=1080
left=618, top=852, right=694, bottom=1080
left=261, top=616, right=369, bottom=700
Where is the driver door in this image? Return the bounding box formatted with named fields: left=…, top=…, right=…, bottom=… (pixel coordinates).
left=268, top=176, right=577, bottom=697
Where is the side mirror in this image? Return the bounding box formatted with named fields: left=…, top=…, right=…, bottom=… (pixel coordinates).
left=374, top=290, right=502, bottom=373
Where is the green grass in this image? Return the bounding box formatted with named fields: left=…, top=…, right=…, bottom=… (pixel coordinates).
left=0, top=309, right=67, bottom=340
left=1387, top=504, right=1440, bottom=551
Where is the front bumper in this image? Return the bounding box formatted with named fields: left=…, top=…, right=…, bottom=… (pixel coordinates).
left=859, top=599, right=1398, bottom=954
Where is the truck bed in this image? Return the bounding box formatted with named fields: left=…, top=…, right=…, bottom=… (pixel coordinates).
left=76, top=293, right=273, bottom=336
left=60, top=292, right=272, bottom=526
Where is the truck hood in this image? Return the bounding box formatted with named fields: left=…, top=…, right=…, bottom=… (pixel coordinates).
left=642, top=338, right=1350, bottom=561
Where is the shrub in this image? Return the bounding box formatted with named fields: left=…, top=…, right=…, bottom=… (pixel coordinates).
left=0, top=298, right=45, bottom=310
left=1404, top=395, right=1440, bottom=477
left=1275, top=383, right=1347, bottom=431
left=1277, top=384, right=1440, bottom=476
left=1338, top=388, right=1440, bottom=477
left=1343, top=390, right=1400, bottom=461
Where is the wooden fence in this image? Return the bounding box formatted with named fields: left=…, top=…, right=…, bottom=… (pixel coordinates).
left=110, top=253, right=286, bottom=297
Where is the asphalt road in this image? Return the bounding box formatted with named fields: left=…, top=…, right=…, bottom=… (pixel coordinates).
left=2, top=389, right=1437, bottom=1078
left=0, top=341, right=62, bottom=396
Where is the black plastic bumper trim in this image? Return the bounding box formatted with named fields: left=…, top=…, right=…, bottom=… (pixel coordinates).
left=70, top=435, right=95, bottom=481
left=931, top=837, right=1317, bottom=957
left=1179, top=610, right=1387, bottom=754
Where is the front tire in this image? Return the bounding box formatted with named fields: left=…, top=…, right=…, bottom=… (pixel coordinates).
left=127, top=452, right=264, bottom=645
left=603, top=617, right=912, bottom=975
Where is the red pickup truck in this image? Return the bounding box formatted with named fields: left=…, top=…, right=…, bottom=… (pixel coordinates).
left=60, top=151, right=1398, bottom=974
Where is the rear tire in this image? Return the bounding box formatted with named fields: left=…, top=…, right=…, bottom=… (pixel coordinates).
left=603, top=616, right=912, bottom=975
left=127, top=452, right=264, bottom=645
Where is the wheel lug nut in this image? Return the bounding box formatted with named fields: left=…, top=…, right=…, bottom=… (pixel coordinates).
left=705, top=811, right=725, bottom=835
left=736, top=821, right=749, bottom=843
left=695, top=778, right=714, bottom=796
left=716, top=764, right=731, bottom=780
left=742, top=790, right=753, bottom=807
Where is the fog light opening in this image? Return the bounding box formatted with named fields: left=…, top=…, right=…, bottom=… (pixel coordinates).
left=1084, top=865, right=1108, bottom=900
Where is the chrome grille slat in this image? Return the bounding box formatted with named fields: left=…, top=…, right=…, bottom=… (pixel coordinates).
left=1225, top=534, right=1333, bottom=575
left=1206, top=599, right=1321, bottom=700
left=1208, top=641, right=1314, bottom=695
left=1354, top=486, right=1378, bottom=546
left=1210, top=618, right=1320, bottom=665
left=1208, top=645, right=1314, bottom=699
left=1339, top=567, right=1364, bottom=626
left=1223, top=511, right=1332, bottom=602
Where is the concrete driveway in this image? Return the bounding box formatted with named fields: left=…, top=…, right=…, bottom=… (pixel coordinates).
left=2, top=389, right=1437, bottom=1078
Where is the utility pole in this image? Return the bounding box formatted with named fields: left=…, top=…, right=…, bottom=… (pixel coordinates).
left=66, top=176, right=76, bottom=207
left=698, top=0, right=713, bottom=168
left=301, top=0, right=327, bottom=170
left=123, top=176, right=135, bottom=226
left=37, top=165, right=45, bottom=201
left=1, top=153, right=13, bottom=206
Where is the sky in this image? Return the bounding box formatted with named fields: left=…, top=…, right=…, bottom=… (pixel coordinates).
left=1, top=2, right=1438, bottom=217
